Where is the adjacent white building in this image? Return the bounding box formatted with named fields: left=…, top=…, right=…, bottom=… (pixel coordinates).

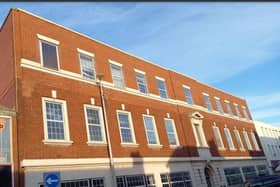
left=254, top=121, right=280, bottom=173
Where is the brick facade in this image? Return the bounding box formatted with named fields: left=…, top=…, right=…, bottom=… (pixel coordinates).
left=0, top=8, right=267, bottom=187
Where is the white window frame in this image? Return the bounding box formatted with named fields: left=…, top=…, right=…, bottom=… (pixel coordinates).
left=224, top=100, right=233, bottom=116
left=242, top=106, right=250, bottom=120
left=214, top=97, right=224, bottom=114
left=110, top=61, right=125, bottom=89
left=38, top=36, right=60, bottom=71
left=135, top=70, right=148, bottom=94
left=155, top=77, right=168, bottom=99
left=41, top=97, right=72, bottom=145
left=250, top=131, right=260, bottom=151
left=234, top=129, right=245, bottom=151
left=190, top=112, right=208, bottom=147
left=243, top=130, right=253, bottom=150
left=224, top=127, right=235, bottom=150
left=78, top=51, right=96, bottom=80
left=234, top=103, right=241, bottom=118
left=164, top=118, right=180, bottom=146
left=83, top=104, right=106, bottom=144
left=212, top=125, right=225, bottom=150
left=142, top=114, right=161, bottom=145
left=183, top=85, right=193, bottom=105
left=203, top=93, right=213, bottom=111
left=116, top=110, right=136, bottom=144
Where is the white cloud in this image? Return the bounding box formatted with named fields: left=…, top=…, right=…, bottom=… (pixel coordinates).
left=247, top=92, right=280, bottom=110
left=247, top=92, right=280, bottom=125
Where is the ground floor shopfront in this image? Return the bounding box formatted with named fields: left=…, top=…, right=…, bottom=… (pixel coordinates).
left=21, top=156, right=268, bottom=187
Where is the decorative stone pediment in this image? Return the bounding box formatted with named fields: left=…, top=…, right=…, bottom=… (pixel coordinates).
left=189, top=111, right=204, bottom=120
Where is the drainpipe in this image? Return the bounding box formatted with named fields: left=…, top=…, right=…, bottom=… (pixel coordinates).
left=96, top=73, right=116, bottom=187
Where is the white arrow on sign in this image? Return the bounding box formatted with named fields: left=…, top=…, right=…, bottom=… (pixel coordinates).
left=46, top=177, right=59, bottom=185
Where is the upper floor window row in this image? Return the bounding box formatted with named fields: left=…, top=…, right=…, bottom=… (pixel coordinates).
left=38, top=35, right=250, bottom=119
left=201, top=92, right=250, bottom=120
left=42, top=96, right=181, bottom=147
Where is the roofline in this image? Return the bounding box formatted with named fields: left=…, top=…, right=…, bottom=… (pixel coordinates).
left=254, top=120, right=280, bottom=129
left=0, top=8, right=14, bottom=32
left=14, top=8, right=246, bottom=101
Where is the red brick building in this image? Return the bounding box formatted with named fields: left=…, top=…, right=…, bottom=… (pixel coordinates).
left=0, top=8, right=268, bottom=187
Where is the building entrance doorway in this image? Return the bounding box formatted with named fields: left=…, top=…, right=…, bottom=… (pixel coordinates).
left=204, top=163, right=214, bottom=187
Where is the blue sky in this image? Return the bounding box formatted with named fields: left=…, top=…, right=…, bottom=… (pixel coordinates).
left=1, top=3, right=280, bottom=126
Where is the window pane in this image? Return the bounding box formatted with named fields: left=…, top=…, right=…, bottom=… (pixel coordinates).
left=224, top=128, right=234, bottom=149
left=184, top=87, right=193, bottom=105
left=136, top=72, right=148, bottom=94
left=143, top=116, right=158, bottom=144
left=242, top=166, right=257, bottom=181
left=213, top=127, right=223, bottom=148
left=111, top=64, right=125, bottom=88
left=118, top=112, right=134, bottom=143
left=194, top=125, right=203, bottom=146
left=251, top=132, right=260, bottom=150
left=234, top=104, right=241, bottom=118
left=225, top=102, right=233, bottom=116
left=224, top=167, right=243, bottom=186
left=243, top=131, right=252, bottom=150
left=41, top=41, right=58, bottom=70
left=45, top=102, right=65, bottom=140
left=0, top=118, right=11, bottom=162
left=234, top=130, right=244, bottom=150
left=203, top=95, right=212, bottom=111
left=165, top=119, right=178, bottom=145
left=157, top=79, right=168, bottom=98
left=160, top=172, right=192, bottom=187
left=242, top=107, right=249, bottom=120
left=86, top=108, right=104, bottom=142
left=215, top=98, right=224, bottom=114
left=80, top=54, right=95, bottom=80
left=116, top=174, right=155, bottom=187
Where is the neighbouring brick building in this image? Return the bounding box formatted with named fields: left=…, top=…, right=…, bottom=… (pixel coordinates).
left=0, top=8, right=268, bottom=187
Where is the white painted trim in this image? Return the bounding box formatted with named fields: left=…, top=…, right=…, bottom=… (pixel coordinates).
left=39, top=40, right=60, bottom=71
left=77, top=48, right=95, bottom=57
left=202, top=92, right=209, bottom=96
left=224, top=128, right=235, bottom=150
left=20, top=58, right=254, bottom=124
left=224, top=100, right=230, bottom=103
left=233, top=129, right=245, bottom=151
left=37, top=34, right=60, bottom=45
left=83, top=104, right=107, bottom=144
left=250, top=131, right=261, bottom=151
left=164, top=118, right=180, bottom=146
left=214, top=96, right=220, bottom=100
left=142, top=114, right=161, bottom=146
left=190, top=115, right=208, bottom=147
left=16, top=8, right=248, bottom=101
left=154, top=76, right=165, bottom=81
left=212, top=126, right=225, bottom=149
left=120, top=143, right=139, bottom=148
left=182, top=84, right=190, bottom=89
left=21, top=156, right=267, bottom=167
left=243, top=130, right=253, bottom=150
left=108, top=59, right=123, bottom=67
left=134, top=68, right=146, bottom=75
left=41, top=97, right=72, bottom=143
left=116, top=110, right=137, bottom=144
left=78, top=52, right=96, bottom=81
